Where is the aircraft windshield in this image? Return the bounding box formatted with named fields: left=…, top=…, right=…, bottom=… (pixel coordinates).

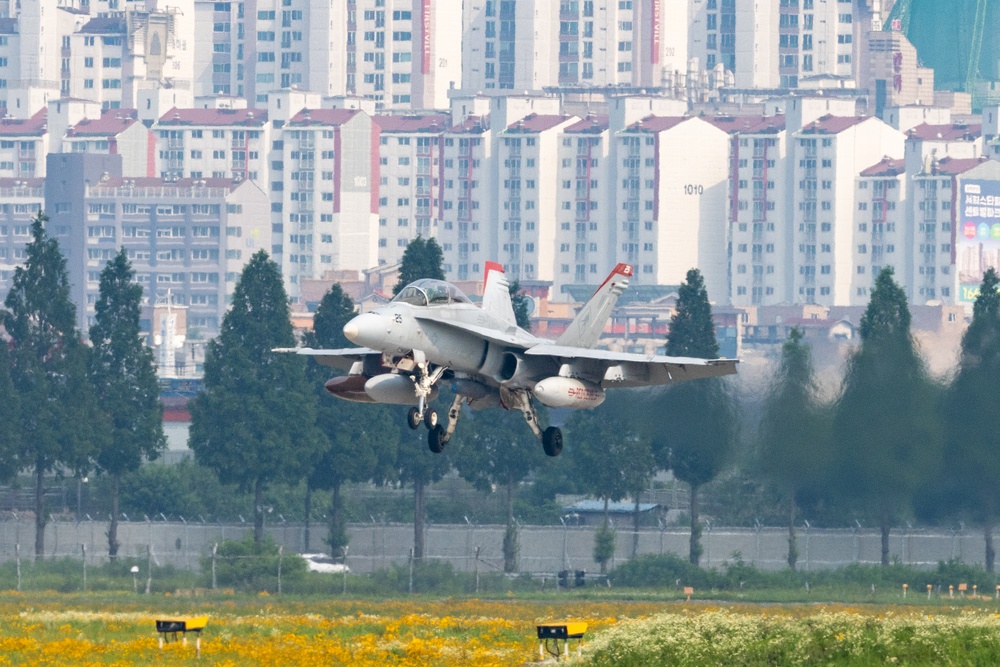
left=391, top=279, right=472, bottom=306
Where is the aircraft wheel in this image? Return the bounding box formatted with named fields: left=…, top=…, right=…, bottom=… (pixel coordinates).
left=542, top=426, right=563, bottom=457
left=407, top=407, right=421, bottom=430
left=424, top=408, right=439, bottom=429
left=428, top=425, right=446, bottom=453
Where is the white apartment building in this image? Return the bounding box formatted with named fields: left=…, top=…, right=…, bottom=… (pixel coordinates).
left=791, top=115, right=903, bottom=305
left=0, top=109, right=49, bottom=178
left=553, top=115, right=613, bottom=294
left=462, top=0, right=687, bottom=92
left=903, top=122, right=983, bottom=176
left=734, top=0, right=861, bottom=91
left=153, top=107, right=270, bottom=183
left=910, top=156, right=991, bottom=306
left=438, top=115, right=494, bottom=282
left=496, top=113, right=579, bottom=284
left=193, top=0, right=345, bottom=103
left=615, top=116, right=731, bottom=301
left=67, top=16, right=128, bottom=108
left=278, top=108, right=378, bottom=298
left=63, top=109, right=155, bottom=177
left=373, top=114, right=449, bottom=265
left=854, top=157, right=906, bottom=304
left=689, top=0, right=735, bottom=74
left=349, top=0, right=461, bottom=110
left=710, top=115, right=789, bottom=306
left=0, top=178, right=44, bottom=299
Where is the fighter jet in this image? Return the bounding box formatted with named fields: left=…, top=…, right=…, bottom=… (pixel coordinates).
left=280, top=263, right=737, bottom=457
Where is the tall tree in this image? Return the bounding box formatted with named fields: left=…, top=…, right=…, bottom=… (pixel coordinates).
left=567, top=393, right=655, bottom=571
left=189, top=250, right=321, bottom=543
left=757, top=328, right=829, bottom=569
left=0, top=339, right=19, bottom=484
left=833, top=267, right=941, bottom=566
left=305, top=284, right=398, bottom=556
left=393, top=236, right=445, bottom=295
left=396, top=414, right=452, bottom=560
left=89, top=248, right=166, bottom=560
left=648, top=268, right=736, bottom=566
left=454, top=408, right=543, bottom=572
left=3, top=213, right=105, bottom=557
left=944, top=268, right=1000, bottom=570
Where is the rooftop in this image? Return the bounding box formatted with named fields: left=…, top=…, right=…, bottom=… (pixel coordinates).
left=374, top=114, right=450, bottom=133
left=564, top=115, right=609, bottom=133
left=799, top=115, right=869, bottom=135
left=706, top=114, right=786, bottom=135
left=860, top=157, right=906, bottom=177
left=926, top=156, right=991, bottom=176
left=506, top=113, right=573, bottom=133
left=287, top=109, right=361, bottom=127
left=907, top=123, right=982, bottom=141
left=448, top=115, right=490, bottom=134
left=67, top=109, right=140, bottom=137
left=158, top=107, right=268, bottom=127
left=79, top=17, right=127, bottom=34
left=627, top=116, right=689, bottom=133
left=0, top=109, right=48, bottom=137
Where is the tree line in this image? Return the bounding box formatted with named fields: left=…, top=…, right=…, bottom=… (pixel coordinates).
left=3, top=214, right=1000, bottom=574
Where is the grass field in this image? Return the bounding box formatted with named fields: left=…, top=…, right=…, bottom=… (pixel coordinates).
left=4, top=591, right=1000, bottom=665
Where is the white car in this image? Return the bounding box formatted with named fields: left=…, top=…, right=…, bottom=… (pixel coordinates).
left=301, top=553, right=350, bottom=574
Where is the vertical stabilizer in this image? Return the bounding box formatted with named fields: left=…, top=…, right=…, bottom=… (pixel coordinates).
left=481, top=261, right=518, bottom=327
left=555, top=263, right=633, bottom=348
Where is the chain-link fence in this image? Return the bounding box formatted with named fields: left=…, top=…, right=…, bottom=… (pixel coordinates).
left=0, top=518, right=988, bottom=575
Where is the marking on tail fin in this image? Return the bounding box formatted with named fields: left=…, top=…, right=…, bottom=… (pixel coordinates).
left=555, top=263, right=633, bottom=349
left=481, top=261, right=518, bottom=327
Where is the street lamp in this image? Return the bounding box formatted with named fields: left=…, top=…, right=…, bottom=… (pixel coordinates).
left=130, top=565, right=140, bottom=593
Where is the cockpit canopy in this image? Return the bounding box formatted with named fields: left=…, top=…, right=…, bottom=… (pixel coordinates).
left=392, top=279, right=472, bottom=306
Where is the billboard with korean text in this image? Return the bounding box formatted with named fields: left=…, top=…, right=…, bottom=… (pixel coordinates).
left=959, top=179, right=1000, bottom=302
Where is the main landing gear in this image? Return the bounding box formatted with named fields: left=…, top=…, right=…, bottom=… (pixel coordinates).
left=400, top=358, right=459, bottom=454
left=503, top=388, right=563, bottom=457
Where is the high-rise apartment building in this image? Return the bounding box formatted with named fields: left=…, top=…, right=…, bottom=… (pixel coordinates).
left=373, top=114, right=449, bottom=265
left=276, top=108, right=378, bottom=297
left=615, top=116, right=731, bottom=300
left=0, top=178, right=44, bottom=299
left=854, top=157, right=906, bottom=304
left=711, top=115, right=788, bottom=306
left=790, top=114, right=903, bottom=305
left=153, top=107, right=271, bottom=183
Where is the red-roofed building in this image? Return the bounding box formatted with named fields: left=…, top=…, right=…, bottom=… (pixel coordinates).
left=904, top=123, right=984, bottom=180
left=373, top=114, right=450, bottom=265
left=0, top=109, right=49, bottom=178
left=153, top=107, right=270, bottom=184
left=613, top=115, right=731, bottom=302
left=854, top=157, right=907, bottom=304
left=278, top=108, right=378, bottom=298
left=494, top=113, right=579, bottom=285
left=709, top=115, right=788, bottom=306
left=64, top=109, right=155, bottom=177
left=791, top=115, right=903, bottom=305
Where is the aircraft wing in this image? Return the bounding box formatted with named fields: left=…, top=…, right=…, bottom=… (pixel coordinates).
left=273, top=346, right=381, bottom=372
left=523, top=344, right=738, bottom=388
left=411, top=312, right=535, bottom=348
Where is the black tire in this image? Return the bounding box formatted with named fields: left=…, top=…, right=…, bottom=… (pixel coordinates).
left=542, top=426, right=563, bottom=457
left=424, top=408, right=438, bottom=429
left=428, top=425, right=446, bottom=453
left=407, top=407, right=421, bottom=430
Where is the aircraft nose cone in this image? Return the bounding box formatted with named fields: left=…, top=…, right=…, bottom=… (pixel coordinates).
left=343, top=320, right=360, bottom=343
left=343, top=313, right=382, bottom=346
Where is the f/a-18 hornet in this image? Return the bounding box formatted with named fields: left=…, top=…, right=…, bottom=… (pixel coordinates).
left=281, top=263, right=737, bottom=457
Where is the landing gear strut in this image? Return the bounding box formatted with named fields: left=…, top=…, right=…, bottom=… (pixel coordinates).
left=504, top=388, right=563, bottom=457
left=404, top=357, right=447, bottom=431
left=427, top=394, right=463, bottom=453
